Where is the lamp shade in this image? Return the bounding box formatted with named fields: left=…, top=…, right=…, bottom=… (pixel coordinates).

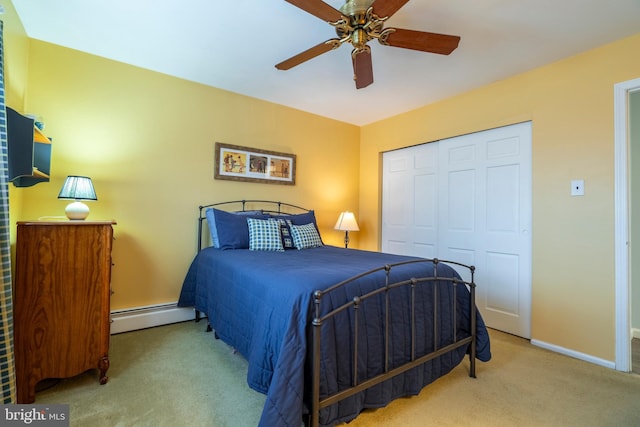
left=334, top=211, right=359, bottom=231
left=58, top=175, right=97, bottom=200
left=58, top=176, right=97, bottom=220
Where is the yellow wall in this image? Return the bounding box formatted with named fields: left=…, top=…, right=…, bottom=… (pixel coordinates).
left=8, top=39, right=360, bottom=310
left=360, top=33, right=640, bottom=362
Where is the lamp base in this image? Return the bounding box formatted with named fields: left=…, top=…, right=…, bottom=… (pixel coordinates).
left=65, top=201, right=90, bottom=220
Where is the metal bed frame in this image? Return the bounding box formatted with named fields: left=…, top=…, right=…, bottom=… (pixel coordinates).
left=307, top=258, right=476, bottom=427
left=196, top=199, right=309, bottom=253
left=194, top=200, right=478, bottom=427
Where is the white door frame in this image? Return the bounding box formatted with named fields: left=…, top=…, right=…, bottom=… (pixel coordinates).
left=614, top=77, right=640, bottom=372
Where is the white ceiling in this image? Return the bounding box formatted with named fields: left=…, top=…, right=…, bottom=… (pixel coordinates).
left=10, top=0, right=640, bottom=125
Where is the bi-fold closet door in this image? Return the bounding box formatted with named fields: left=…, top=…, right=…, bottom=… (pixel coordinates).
left=382, top=122, right=532, bottom=338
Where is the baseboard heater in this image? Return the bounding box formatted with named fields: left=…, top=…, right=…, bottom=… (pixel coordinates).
left=110, top=302, right=198, bottom=334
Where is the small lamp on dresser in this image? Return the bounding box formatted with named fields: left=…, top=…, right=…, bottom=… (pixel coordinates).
left=334, top=211, right=359, bottom=248
left=58, top=175, right=97, bottom=220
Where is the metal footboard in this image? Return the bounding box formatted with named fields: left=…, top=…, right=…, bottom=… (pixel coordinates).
left=308, top=258, right=477, bottom=427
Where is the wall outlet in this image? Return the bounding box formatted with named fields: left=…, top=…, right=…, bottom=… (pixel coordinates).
left=571, top=179, right=585, bottom=196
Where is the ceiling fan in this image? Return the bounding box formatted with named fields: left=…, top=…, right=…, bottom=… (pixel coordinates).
left=275, top=0, right=461, bottom=89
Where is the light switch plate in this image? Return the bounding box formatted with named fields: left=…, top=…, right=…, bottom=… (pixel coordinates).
left=571, top=179, right=584, bottom=196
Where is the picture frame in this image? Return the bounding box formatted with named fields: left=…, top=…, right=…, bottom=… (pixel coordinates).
left=214, top=142, right=296, bottom=185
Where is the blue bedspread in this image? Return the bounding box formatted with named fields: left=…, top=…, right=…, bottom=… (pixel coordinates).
left=178, top=246, right=491, bottom=426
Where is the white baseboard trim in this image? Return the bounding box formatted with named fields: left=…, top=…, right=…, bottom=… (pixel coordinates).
left=110, top=302, right=198, bottom=334
left=531, top=339, right=615, bottom=370
left=633, top=328, right=640, bottom=339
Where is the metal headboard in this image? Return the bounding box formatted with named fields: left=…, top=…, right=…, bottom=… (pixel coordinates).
left=197, top=200, right=310, bottom=252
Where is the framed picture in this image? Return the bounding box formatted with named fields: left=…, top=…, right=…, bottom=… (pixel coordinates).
left=214, top=142, right=296, bottom=185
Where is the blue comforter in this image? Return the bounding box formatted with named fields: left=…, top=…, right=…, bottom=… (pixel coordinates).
left=178, top=246, right=491, bottom=426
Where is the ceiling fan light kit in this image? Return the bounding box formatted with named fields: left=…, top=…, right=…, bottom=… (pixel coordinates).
left=276, top=0, right=460, bottom=89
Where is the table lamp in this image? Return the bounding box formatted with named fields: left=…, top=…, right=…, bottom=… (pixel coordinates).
left=58, top=175, right=97, bottom=220
left=334, top=211, right=359, bottom=248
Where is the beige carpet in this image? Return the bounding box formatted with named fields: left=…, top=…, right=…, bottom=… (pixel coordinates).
left=34, top=321, right=640, bottom=426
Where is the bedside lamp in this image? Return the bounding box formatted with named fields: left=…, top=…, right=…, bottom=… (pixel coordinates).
left=334, top=211, right=359, bottom=248
left=58, top=175, right=97, bottom=220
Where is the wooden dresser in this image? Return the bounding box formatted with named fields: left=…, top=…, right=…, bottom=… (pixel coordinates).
left=13, top=220, right=116, bottom=403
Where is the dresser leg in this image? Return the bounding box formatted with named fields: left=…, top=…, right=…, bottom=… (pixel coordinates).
left=17, top=380, right=37, bottom=404
left=99, top=356, right=110, bottom=385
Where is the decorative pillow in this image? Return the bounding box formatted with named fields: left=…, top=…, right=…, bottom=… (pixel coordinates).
left=205, top=208, right=220, bottom=248
left=276, top=218, right=295, bottom=249
left=281, top=210, right=318, bottom=226
left=270, top=210, right=323, bottom=244
left=206, top=208, right=263, bottom=249
left=247, top=218, right=285, bottom=251
left=290, top=222, right=323, bottom=250
left=212, top=208, right=268, bottom=250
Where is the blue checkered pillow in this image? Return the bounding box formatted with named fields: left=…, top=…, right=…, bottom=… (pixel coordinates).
left=290, top=222, right=323, bottom=250
left=247, top=218, right=285, bottom=251
left=276, top=218, right=295, bottom=249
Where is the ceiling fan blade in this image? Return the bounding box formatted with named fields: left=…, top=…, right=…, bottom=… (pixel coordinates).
left=276, top=40, right=341, bottom=70
left=381, top=28, right=460, bottom=55
left=285, top=0, right=344, bottom=22
left=371, top=0, right=410, bottom=19
left=352, top=50, right=374, bottom=89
